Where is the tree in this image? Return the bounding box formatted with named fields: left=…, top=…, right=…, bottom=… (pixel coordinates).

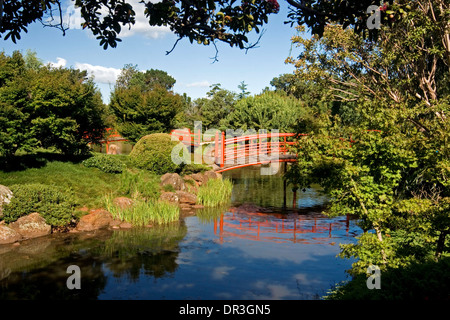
left=109, top=65, right=184, bottom=142
left=115, top=64, right=176, bottom=91
left=223, top=90, right=305, bottom=132
left=285, top=1, right=449, bottom=276
left=237, top=81, right=250, bottom=100
left=190, top=83, right=236, bottom=130
left=0, top=1, right=405, bottom=53
left=0, top=51, right=106, bottom=157
left=270, top=73, right=295, bottom=94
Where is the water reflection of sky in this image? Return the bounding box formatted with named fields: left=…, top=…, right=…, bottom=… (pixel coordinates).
left=98, top=210, right=360, bottom=300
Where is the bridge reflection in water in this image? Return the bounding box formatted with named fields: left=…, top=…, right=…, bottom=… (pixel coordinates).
left=213, top=210, right=354, bottom=245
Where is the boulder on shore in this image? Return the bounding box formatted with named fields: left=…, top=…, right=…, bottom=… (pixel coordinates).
left=176, top=191, right=197, bottom=205
left=76, top=209, right=113, bottom=232
left=160, top=192, right=179, bottom=203
left=9, top=212, right=51, bottom=239
left=160, top=191, right=197, bottom=205
left=0, top=185, right=13, bottom=218
left=160, top=173, right=186, bottom=191
left=0, top=225, right=22, bottom=245
left=113, top=197, right=134, bottom=209
left=190, top=170, right=221, bottom=186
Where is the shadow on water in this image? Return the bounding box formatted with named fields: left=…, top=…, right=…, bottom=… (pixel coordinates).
left=0, top=222, right=187, bottom=300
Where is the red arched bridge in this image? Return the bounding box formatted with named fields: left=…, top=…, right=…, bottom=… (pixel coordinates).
left=171, top=128, right=304, bottom=173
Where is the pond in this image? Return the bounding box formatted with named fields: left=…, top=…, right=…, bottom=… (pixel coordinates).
left=0, top=166, right=361, bottom=300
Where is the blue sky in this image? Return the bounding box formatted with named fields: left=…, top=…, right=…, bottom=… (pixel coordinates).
left=1, top=0, right=299, bottom=103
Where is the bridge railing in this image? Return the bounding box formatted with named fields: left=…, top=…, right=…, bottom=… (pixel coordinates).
left=169, top=129, right=305, bottom=169
left=215, top=132, right=304, bottom=168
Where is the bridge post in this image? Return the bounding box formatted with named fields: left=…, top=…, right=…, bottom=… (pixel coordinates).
left=221, top=131, right=225, bottom=168
left=215, top=131, right=219, bottom=164
left=283, top=162, right=287, bottom=210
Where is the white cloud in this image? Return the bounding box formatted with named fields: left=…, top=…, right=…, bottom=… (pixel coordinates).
left=185, top=81, right=211, bottom=88
left=49, top=57, right=67, bottom=68
left=119, top=0, right=172, bottom=39
left=61, top=0, right=171, bottom=39
left=211, top=266, right=235, bottom=280
left=74, top=62, right=121, bottom=84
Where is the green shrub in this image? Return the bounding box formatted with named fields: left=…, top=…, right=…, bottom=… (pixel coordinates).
left=324, top=257, right=450, bottom=300
left=82, top=154, right=126, bottom=173
left=179, top=163, right=211, bottom=175
left=2, top=184, right=78, bottom=227
left=129, top=133, right=184, bottom=175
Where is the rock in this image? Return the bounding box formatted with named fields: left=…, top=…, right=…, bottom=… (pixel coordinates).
left=109, top=219, right=122, bottom=227
left=0, top=185, right=13, bottom=218
left=9, top=213, right=52, bottom=239
left=76, top=209, right=113, bottom=232
left=160, top=173, right=186, bottom=191
left=192, top=204, right=205, bottom=209
left=160, top=192, right=179, bottom=204
left=204, top=170, right=221, bottom=181
left=0, top=225, right=22, bottom=244
left=190, top=173, right=207, bottom=186
left=175, top=191, right=197, bottom=205
left=190, top=171, right=221, bottom=186
left=113, top=197, right=134, bottom=209
left=183, top=175, right=199, bottom=194
left=119, top=222, right=133, bottom=229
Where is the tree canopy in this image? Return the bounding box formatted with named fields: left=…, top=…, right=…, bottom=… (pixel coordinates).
left=109, top=64, right=184, bottom=142
left=0, top=50, right=106, bottom=156
left=284, top=0, right=449, bottom=279
left=0, top=1, right=423, bottom=51
left=223, top=90, right=305, bottom=132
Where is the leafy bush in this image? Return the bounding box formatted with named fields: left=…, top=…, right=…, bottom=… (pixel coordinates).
left=129, top=133, right=183, bottom=175
left=179, top=163, right=211, bottom=175
left=82, top=154, right=126, bottom=173
left=2, top=184, right=78, bottom=227
left=325, top=257, right=450, bottom=300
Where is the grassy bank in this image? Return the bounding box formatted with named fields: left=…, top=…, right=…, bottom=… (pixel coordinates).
left=104, top=195, right=180, bottom=226
left=0, top=152, right=233, bottom=227
left=0, top=160, right=120, bottom=209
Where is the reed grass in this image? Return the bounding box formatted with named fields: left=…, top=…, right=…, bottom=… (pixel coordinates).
left=197, top=178, right=233, bottom=207
left=104, top=195, right=180, bottom=226
left=119, top=169, right=160, bottom=200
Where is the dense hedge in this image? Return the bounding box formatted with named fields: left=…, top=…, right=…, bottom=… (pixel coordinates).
left=129, top=133, right=183, bottom=175
left=2, top=184, right=78, bottom=227
left=82, top=154, right=126, bottom=173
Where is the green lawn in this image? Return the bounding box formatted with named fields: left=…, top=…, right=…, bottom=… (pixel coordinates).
left=0, top=160, right=122, bottom=209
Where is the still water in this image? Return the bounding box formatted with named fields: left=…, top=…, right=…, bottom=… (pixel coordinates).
left=0, top=166, right=361, bottom=300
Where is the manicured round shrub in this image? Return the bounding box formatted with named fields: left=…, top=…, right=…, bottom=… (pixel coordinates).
left=82, top=154, right=126, bottom=173
left=2, top=184, right=78, bottom=227
left=129, top=133, right=184, bottom=175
